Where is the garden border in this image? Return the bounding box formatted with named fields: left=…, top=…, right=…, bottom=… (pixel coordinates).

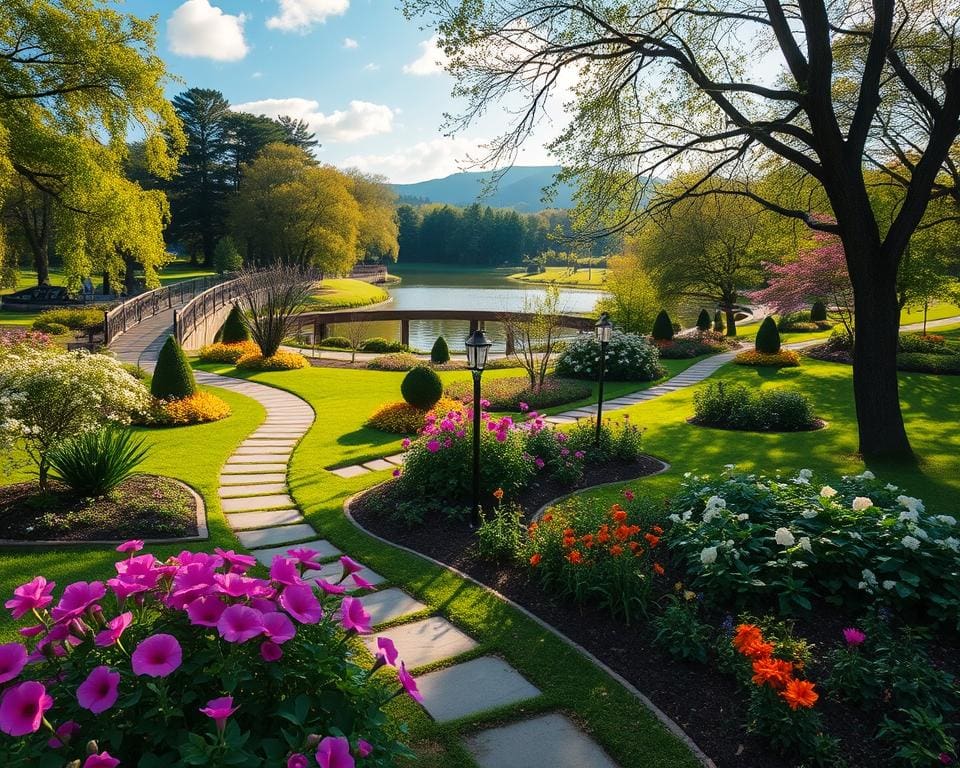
left=0, top=477, right=208, bottom=547
left=343, top=485, right=718, bottom=768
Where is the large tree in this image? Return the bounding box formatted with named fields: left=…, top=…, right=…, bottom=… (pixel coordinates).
left=407, top=0, right=960, bottom=459
left=346, top=170, right=400, bottom=263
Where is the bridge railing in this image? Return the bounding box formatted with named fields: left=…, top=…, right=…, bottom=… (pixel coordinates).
left=174, top=277, right=245, bottom=346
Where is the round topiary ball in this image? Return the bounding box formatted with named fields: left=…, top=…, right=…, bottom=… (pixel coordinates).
left=401, top=365, right=443, bottom=409
left=220, top=304, right=250, bottom=344
left=652, top=309, right=674, bottom=341
left=430, top=336, right=450, bottom=364
left=151, top=336, right=197, bottom=400
left=755, top=316, right=782, bottom=354
left=713, top=310, right=725, bottom=333
left=696, top=309, right=712, bottom=332
left=810, top=301, right=828, bottom=322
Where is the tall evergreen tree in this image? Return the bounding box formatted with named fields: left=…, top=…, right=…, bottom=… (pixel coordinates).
left=277, top=116, right=319, bottom=151
left=223, top=113, right=285, bottom=190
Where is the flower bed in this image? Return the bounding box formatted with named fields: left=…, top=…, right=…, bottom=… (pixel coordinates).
left=444, top=375, right=591, bottom=412
left=555, top=331, right=664, bottom=380
left=0, top=544, right=418, bottom=766
left=366, top=397, right=464, bottom=435
left=147, top=391, right=233, bottom=425
left=733, top=349, right=801, bottom=367
left=236, top=350, right=308, bottom=371
left=198, top=341, right=260, bottom=364
left=655, top=331, right=734, bottom=359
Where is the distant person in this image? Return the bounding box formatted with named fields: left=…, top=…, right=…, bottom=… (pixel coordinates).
left=82, top=277, right=94, bottom=299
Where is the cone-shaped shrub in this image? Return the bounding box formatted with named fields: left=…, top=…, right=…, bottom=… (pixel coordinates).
left=401, top=365, right=443, bottom=409
left=696, top=309, right=712, bottom=331
left=151, top=336, right=197, bottom=400
left=430, top=336, right=450, bottom=364
left=810, top=301, right=828, bottom=322
left=652, top=309, right=674, bottom=341
left=220, top=304, right=250, bottom=344
left=713, top=310, right=725, bottom=333
left=755, top=316, right=782, bottom=354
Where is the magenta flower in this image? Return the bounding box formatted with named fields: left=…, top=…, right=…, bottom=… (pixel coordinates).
left=279, top=584, right=323, bottom=624
left=518, top=402, right=529, bottom=412
left=214, top=548, right=257, bottom=573
left=50, top=581, right=106, bottom=622
left=842, top=627, right=866, bottom=646
left=83, top=752, right=120, bottom=768
left=315, top=736, right=355, bottom=768
left=116, top=539, right=144, bottom=554
left=624, top=490, right=635, bottom=502
left=260, top=641, right=283, bottom=662
left=287, top=754, right=309, bottom=768
left=5, top=576, right=55, bottom=619
left=315, top=579, right=346, bottom=596
left=427, top=439, right=440, bottom=453
left=940, top=754, right=953, bottom=766
left=534, top=457, right=545, bottom=469
left=0, top=643, right=28, bottom=684
left=19, top=624, right=45, bottom=638
left=217, top=605, right=265, bottom=643
left=169, top=562, right=218, bottom=608
left=339, top=596, right=372, bottom=634
left=77, top=666, right=120, bottom=714
left=286, top=548, right=324, bottom=570
left=401, top=438, right=411, bottom=449
left=392, top=468, right=401, bottom=477
left=340, top=556, right=363, bottom=577
left=95, top=612, right=133, bottom=647
left=397, top=662, right=423, bottom=703
left=186, top=595, right=227, bottom=627
left=131, top=633, right=182, bottom=677
left=0, top=681, right=53, bottom=736
left=261, top=611, right=296, bottom=644
left=357, top=739, right=373, bottom=757
left=214, top=573, right=273, bottom=600
left=350, top=574, right=374, bottom=591
left=269, top=557, right=303, bottom=586
left=107, top=578, right=149, bottom=603
left=47, top=719, right=80, bottom=748
left=200, top=695, right=239, bottom=732
left=375, top=637, right=398, bottom=667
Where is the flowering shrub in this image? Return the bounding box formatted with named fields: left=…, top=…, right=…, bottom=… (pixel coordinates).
left=898, top=333, right=949, bottom=354
left=146, top=391, right=232, bottom=426
left=655, top=331, right=732, bottom=359
left=733, top=349, right=801, bottom=367
left=444, top=375, right=591, bottom=411
left=0, top=544, right=417, bottom=766
left=366, top=397, right=464, bottom=435
left=692, top=381, right=820, bottom=432
left=665, top=468, right=960, bottom=625
left=555, top=331, right=664, bottom=381
left=0, top=329, right=52, bottom=351
left=31, top=307, right=107, bottom=334
left=198, top=341, right=260, bottom=364
left=236, top=351, right=308, bottom=371
left=365, top=353, right=423, bottom=371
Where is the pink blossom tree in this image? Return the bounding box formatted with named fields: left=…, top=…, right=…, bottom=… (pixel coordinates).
left=749, top=233, right=855, bottom=339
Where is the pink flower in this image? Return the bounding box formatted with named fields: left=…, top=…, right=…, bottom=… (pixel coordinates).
left=315, top=736, right=355, bottom=768
left=19, top=624, right=45, bottom=638
left=131, top=633, right=182, bottom=677
left=47, top=719, right=80, bottom=748
left=95, top=612, right=133, bottom=647
left=199, top=695, right=238, bottom=733
left=624, top=490, right=635, bottom=502
left=169, top=562, right=218, bottom=608
left=0, top=643, right=28, bottom=684
left=107, top=578, right=149, bottom=603
left=375, top=637, right=398, bottom=667
left=842, top=627, right=866, bottom=646
left=287, top=754, right=309, bottom=768
left=217, top=605, right=265, bottom=643
left=5, top=576, right=56, bottom=619
left=77, top=666, right=120, bottom=714
left=261, top=611, right=296, bottom=644
left=339, top=597, right=371, bottom=634
left=495, top=431, right=508, bottom=443
left=357, top=739, right=373, bottom=758
left=392, top=468, right=401, bottom=477
left=350, top=574, right=374, bottom=591
left=279, top=584, right=323, bottom=624
left=401, top=438, right=411, bottom=449
left=50, top=581, right=106, bottom=622
left=427, top=439, right=440, bottom=453
left=260, top=641, right=283, bottom=662
left=340, top=556, right=363, bottom=577
left=519, top=402, right=529, bottom=412
left=214, top=573, right=273, bottom=599
left=116, top=539, right=144, bottom=554
left=534, top=457, right=545, bottom=469
left=214, top=548, right=257, bottom=573
left=315, top=579, right=346, bottom=596
left=940, top=754, right=953, bottom=766
left=0, top=681, right=53, bottom=736
left=83, top=752, right=120, bottom=768
left=397, top=662, right=423, bottom=703
left=270, top=557, right=303, bottom=586
left=186, top=595, right=227, bottom=627
left=285, top=548, right=324, bottom=570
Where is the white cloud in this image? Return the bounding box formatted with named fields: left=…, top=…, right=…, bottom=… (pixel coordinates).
left=233, top=97, right=395, bottom=143
left=266, top=0, right=349, bottom=32
left=251, top=71, right=263, bottom=78
left=167, top=0, right=248, bottom=61
left=403, top=34, right=448, bottom=76
left=342, top=37, right=358, bottom=49
left=363, top=62, right=380, bottom=72
left=342, top=137, right=492, bottom=183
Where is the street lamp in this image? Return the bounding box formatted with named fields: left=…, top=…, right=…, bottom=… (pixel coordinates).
left=594, top=313, right=613, bottom=447
left=465, top=326, right=493, bottom=527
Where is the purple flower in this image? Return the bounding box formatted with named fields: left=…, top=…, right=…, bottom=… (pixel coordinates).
left=76, top=666, right=120, bottom=714
left=186, top=595, right=227, bottom=627
left=50, top=581, right=105, bottom=622
left=375, top=637, right=398, bottom=667
left=397, top=662, right=423, bottom=703
left=0, top=681, right=53, bottom=736
left=339, top=596, right=372, bottom=634
left=47, top=720, right=80, bottom=749
left=217, top=605, right=265, bottom=643
left=199, top=696, right=239, bottom=733
left=315, top=736, right=355, bottom=768
left=132, top=634, right=182, bottom=677
left=214, top=547, right=257, bottom=573
left=427, top=439, right=441, bottom=453
left=83, top=752, right=120, bottom=768
left=519, top=402, right=529, bottom=412
left=279, top=583, right=323, bottom=624
left=842, top=627, right=866, bottom=646
left=358, top=739, right=373, bottom=757
left=116, top=539, right=144, bottom=554
left=287, top=754, right=309, bottom=768
left=534, top=457, right=545, bottom=469
left=261, top=641, right=283, bottom=662
left=269, top=557, right=303, bottom=586
left=0, top=643, right=28, bottom=684
left=94, top=612, right=133, bottom=647
left=261, top=611, right=296, bottom=644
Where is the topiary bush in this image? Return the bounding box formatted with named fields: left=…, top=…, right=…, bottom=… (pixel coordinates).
left=652, top=309, right=674, bottom=341
left=713, top=310, right=725, bottom=334
left=401, top=365, right=443, bottom=409
left=219, top=304, right=250, bottom=344
left=32, top=307, right=106, bottom=334
left=755, top=316, right=782, bottom=354
left=151, top=336, right=196, bottom=400
left=431, top=335, right=451, bottom=364
left=810, top=301, right=828, bottom=321
left=555, top=331, right=664, bottom=381
left=696, top=309, right=712, bottom=332
left=692, top=381, right=819, bottom=432
left=359, top=337, right=408, bottom=353
left=320, top=336, right=352, bottom=349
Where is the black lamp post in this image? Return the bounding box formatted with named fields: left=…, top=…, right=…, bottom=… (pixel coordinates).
left=465, top=326, right=493, bottom=527
left=594, top=313, right=613, bottom=447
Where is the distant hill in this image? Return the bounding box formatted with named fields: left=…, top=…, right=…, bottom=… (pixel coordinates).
left=392, top=166, right=576, bottom=212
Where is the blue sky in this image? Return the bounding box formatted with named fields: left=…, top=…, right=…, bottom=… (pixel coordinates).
left=125, top=0, right=559, bottom=183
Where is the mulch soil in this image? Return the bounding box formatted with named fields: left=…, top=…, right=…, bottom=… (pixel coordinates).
left=0, top=474, right=197, bottom=541
left=352, top=460, right=960, bottom=768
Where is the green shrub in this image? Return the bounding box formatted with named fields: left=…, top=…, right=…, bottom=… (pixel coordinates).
left=652, top=309, right=674, bottom=340
left=400, top=365, right=443, bottom=409
left=48, top=425, right=150, bottom=496
left=713, top=310, right=725, bottom=333
left=755, top=316, right=782, bottom=353
left=366, top=352, right=422, bottom=371
left=696, top=309, right=712, bottom=331
left=476, top=501, right=525, bottom=562
left=32, top=307, right=105, bottom=333
left=445, top=375, right=591, bottom=411
left=360, top=337, right=408, bottom=353
left=430, top=335, right=450, bottom=364
left=653, top=596, right=712, bottom=663
left=150, top=336, right=197, bottom=400
left=810, top=301, right=828, bottom=321
left=31, top=320, right=69, bottom=335
left=555, top=331, right=664, bottom=381
left=897, top=352, right=960, bottom=374
left=898, top=333, right=949, bottom=354
left=320, top=336, right=352, bottom=349
left=213, top=235, right=242, bottom=274
left=219, top=303, right=250, bottom=344
left=692, top=381, right=818, bottom=432
left=121, top=363, right=149, bottom=381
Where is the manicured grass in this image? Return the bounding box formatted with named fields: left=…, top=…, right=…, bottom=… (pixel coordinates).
left=509, top=266, right=608, bottom=288
left=304, top=278, right=389, bottom=311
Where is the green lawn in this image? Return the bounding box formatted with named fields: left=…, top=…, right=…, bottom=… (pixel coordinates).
left=304, top=278, right=389, bottom=311
left=509, top=266, right=608, bottom=288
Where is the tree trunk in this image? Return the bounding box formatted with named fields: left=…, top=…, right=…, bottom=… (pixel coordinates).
left=724, top=305, right=737, bottom=337
left=38, top=458, right=49, bottom=492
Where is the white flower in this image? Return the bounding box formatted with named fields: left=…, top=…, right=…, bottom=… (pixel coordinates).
left=682, top=509, right=693, bottom=521
left=774, top=527, right=796, bottom=547
left=668, top=514, right=681, bottom=523
left=898, top=508, right=919, bottom=523
left=937, top=515, right=957, bottom=526
left=896, top=495, right=925, bottom=514
left=798, top=468, right=813, bottom=479
left=799, top=536, right=812, bottom=553
left=882, top=580, right=897, bottom=591
left=705, top=495, right=726, bottom=510
left=914, top=528, right=929, bottom=540
left=820, top=486, right=837, bottom=498
left=700, top=546, right=718, bottom=565
left=801, top=510, right=818, bottom=519
left=858, top=470, right=876, bottom=481
left=852, top=496, right=873, bottom=511
left=793, top=476, right=810, bottom=485
left=901, top=535, right=921, bottom=550
left=861, top=568, right=878, bottom=586
left=941, top=537, right=959, bottom=552
left=737, top=513, right=749, bottom=521
left=885, top=483, right=899, bottom=491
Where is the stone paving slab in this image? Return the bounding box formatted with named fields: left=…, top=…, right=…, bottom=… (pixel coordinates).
left=365, top=617, right=478, bottom=669
left=220, top=473, right=287, bottom=485
left=219, top=483, right=288, bottom=498
left=252, top=540, right=342, bottom=566
left=362, top=459, right=395, bottom=472
left=415, top=657, right=540, bottom=723
left=329, top=465, right=370, bottom=479
left=357, top=588, right=427, bottom=625
left=241, top=439, right=297, bottom=447
left=236, top=524, right=317, bottom=549
left=464, top=713, right=618, bottom=768
left=221, top=494, right=296, bottom=512
left=383, top=454, right=406, bottom=465
left=227, top=454, right=291, bottom=464
left=222, top=462, right=288, bottom=473
left=314, top=559, right=384, bottom=587
left=251, top=432, right=305, bottom=439
left=227, top=509, right=304, bottom=530
left=235, top=446, right=292, bottom=455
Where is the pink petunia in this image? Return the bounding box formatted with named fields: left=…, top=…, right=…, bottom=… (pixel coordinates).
left=0, top=643, right=28, bottom=684
left=315, top=736, right=355, bottom=768
left=261, top=611, right=296, bottom=644
left=186, top=595, right=227, bottom=628
left=349, top=574, right=374, bottom=591
left=217, top=605, right=265, bottom=643
left=50, top=581, right=106, bottom=623
left=214, top=548, right=257, bottom=573
left=315, top=579, right=346, bottom=596
left=168, top=562, right=218, bottom=609
left=279, top=584, right=323, bottom=624
left=339, top=597, right=371, bottom=634
left=47, top=719, right=80, bottom=749
left=375, top=637, right=398, bottom=667
left=77, top=666, right=120, bottom=714
left=5, top=577, right=55, bottom=619
left=0, top=681, right=53, bottom=736
left=340, top=556, right=363, bottom=577
left=83, top=752, right=120, bottom=768
left=287, top=754, right=309, bottom=768
left=199, top=696, right=238, bottom=733
left=397, top=662, right=423, bottom=703
left=269, top=557, right=303, bottom=586
left=94, top=612, right=133, bottom=647
left=624, top=490, right=635, bottom=502
left=427, top=439, right=440, bottom=453
left=214, top=573, right=274, bottom=600
left=131, top=633, right=182, bottom=677
left=116, top=539, right=144, bottom=554
left=357, top=739, right=373, bottom=758
left=260, top=641, right=283, bottom=662
left=19, top=624, right=45, bottom=638
left=285, top=548, right=324, bottom=570
left=106, top=578, right=149, bottom=603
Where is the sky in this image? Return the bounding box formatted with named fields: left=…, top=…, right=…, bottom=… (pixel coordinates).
left=124, top=0, right=562, bottom=183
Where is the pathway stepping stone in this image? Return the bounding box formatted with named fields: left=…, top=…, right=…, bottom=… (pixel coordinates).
left=364, top=617, right=477, bottom=669
left=252, top=540, right=342, bottom=566
left=227, top=454, right=291, bottom=465
left=314, top=560, right=384, bottom=587
left=362, top=459, right=395, bottom=472
left=236, top=524, right=317, bottom=549
left=221, top=494, right=296, bottom=512
left=227, top=509, right=304, bottom=530
left=464, top=713, right=618, bottom=768
left=219, top=473, right=287, bottom=485
left=222, top=462, right=288, bottom=473
left=330, top=465, right=370, bottom=479
left=383, top=454, right=406, bottom=465
left=235, top=446, right=291, bottom=455
left=415, top=657, right=540, bottom=723
left=219, top=483, right=288, bottom=498
left=241, top=440, right=297, bottom=448
left=358, top=588, right=427, bottom=625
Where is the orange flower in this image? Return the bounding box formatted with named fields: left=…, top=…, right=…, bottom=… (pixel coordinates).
left=741, top=640, right=775, bottom=659
left=529, top=553, right=542, bottom=567
left=780, top=679, right=819, bottom=710
left=562, top=536, right=577, bottom=549
left=612, top=508, right=628, bottom=523
left=634, top=546, right=645, bottom=557
left=653, top=562, right=665, bottom=575
left=581, top=533, right=594, bottom=548
left=566, top=550, right=583, bottom=565
left=563, top=528, right=575, bottom=537
left=644, top=533, right=660, bottom=548
left=628, top=524, right=641, bottom=535
left=628, top=541, right=639, bottom=552
left=614, top=524, right=631, bottom=542
left=493, top=488, right=504, bottom=500
left=751, top=658, right=794, bottom=690
left=652, top=525, right=664, bottom=535
left=596, top=525, right=610, bottom=544
left=609, top=544, right=623, bottom=557
left=543, top=513, right=553, bottom=522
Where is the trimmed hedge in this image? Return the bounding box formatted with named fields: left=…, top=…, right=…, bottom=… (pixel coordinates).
left=652, top=309, right=674, bottom=341
left=811, top=301, right=828, bottom=321
left=755, top=316, right=781, bottom=353
left=734, top=349, right=801, bottom=367
left=32, top=307, right=106, bottom=334
left=236, top=351, right=308, bottom=370
left=430, top=336, right=451, bottom=364
left=359, top=337, right=408, bottom=353
left=151, top=336, right=196, bottom=400
left=445, top=375, right=591, bottom=412
left=897, top=352, right=960, bottom=375
left=219, top=304, right=250, bottom=344
left=320, top=336, right=353, bottom=349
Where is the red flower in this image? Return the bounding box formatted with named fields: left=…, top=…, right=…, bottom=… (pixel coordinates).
left=529, top=553, right=541, bottom=567
left=653, top=562, right=665, bottom=576
left=566, top=550, right=582, bottom=565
